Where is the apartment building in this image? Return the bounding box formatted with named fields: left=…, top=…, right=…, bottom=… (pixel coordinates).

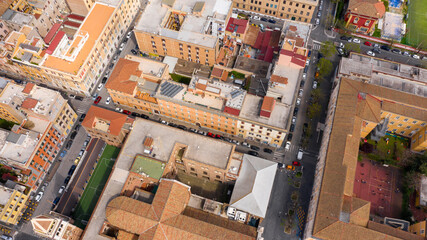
left=337, top=53, right=427, bottom=151
left=31, top=215, right=83, bottom=239
left=134, top=0, right=232, bottom=66
left=344, top=0, right=385, bottom=34
left=232, top=0, right=318, bottom=23
left=82, top=106, right=133, bottom=147
left=0, top=81, right=77, bottom=190
left=0, top=0, right=139, bottom=96
left=0, top=182, right=29, bottom=225
left=105, top=56, right=169, bottom=112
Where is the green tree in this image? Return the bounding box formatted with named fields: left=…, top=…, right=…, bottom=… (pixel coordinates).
left=344, top=42, right=361, bottom=53
left=317, top=58, right=333, bottom=77
left=311, top=88, right=324, bottom=103
left=319, top=41, right=336, bottom=58
left=307, top=102, right=322, bottom=119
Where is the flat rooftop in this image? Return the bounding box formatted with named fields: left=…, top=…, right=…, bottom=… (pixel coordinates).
left=267, top=61, right=301, bottom=105
left=0, top=83, right=25, bottom=106
left=130, top=155, right=165, bottom=180
left=82, top=118, right=234, bottom=240
left=0, top=129, right=40, bottom=165
left=282, top=20, right=312, bottom=47
left=240, top=94, right=290, bottom=129
left=340, top=53, right=427, bottom=97
left=125, top=55, right=168, bottom=78
left=43, top=3, right=115, bottom=75
left=135, top=0, right=232, bottom=48
left=0, top=186, right=13, bottom=206
left=1, top=9, right=33, bottom=25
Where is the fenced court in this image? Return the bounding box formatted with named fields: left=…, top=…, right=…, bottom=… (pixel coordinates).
left=407, top=0, right=427, bottom=46
left=72, top=145, right=120, bottom=229
left=353, top=159, right=402, bottom=218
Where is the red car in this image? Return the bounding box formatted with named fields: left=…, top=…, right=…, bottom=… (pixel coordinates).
left=94, top=96, right=102, bottom=104
left=364, top=41, right=372, bottom=46
left=207, top=132, right=215, bottom=138
left=292, top=161, right=301, bottom=166
left=123, top=110, right=131, bottom=115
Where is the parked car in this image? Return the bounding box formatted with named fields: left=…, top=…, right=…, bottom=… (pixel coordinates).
left=141, top=114, right=149, bottom=119
left=64, top=176, right=71, bottom=185
left=97, top=84, right=104, bottom=91
left=366, top=51, right=375, bottom=57
left=352, top=38, right=361, bottom=43
left=68, top=165, right=76, bottom=176
left=380, top=45, right=390, bottom=51
left=242, top=142, right=251, bottom=148
left=285, top=141, right=291, bottom=151
left=412, top=54, right=420, bottom=59
left=317, top=11, right=321, bottom=17
left=268, top=19, right=276, bottom=24
left=298, top=89, right=303, bottom=97
left=290, top=124, right=295, bottom=132
left=260, top=17, right=268, bottom=22
left=248, top=151, right=259, bottom=156
left=52, top=197, right=60, bottom=207
left=364, top=41, right=372, bottom=46
left=65, top=140, right=72, bottom=150
left=287, top=133, right=293, bottom=141
left=252, top=16, right=261, bottom=20
left=35, top=192, right=43, bottom=202
left=264, top=148, right=273, bottom=154
left=79, top=114, right=86, bottom=122
left=75, top=96, right=84, bottom=101
left=250, top=145, right=260, bottom=151
left=292, top=116, right=296, bottom=124
left=131, top=49, right=138, bottom=55
left=177, top=125, right=187, bottom=130
left=126, top=31, right=132, bottom=38
left=286, top=165, right=295, bottom=171
left=312, top=81, right=318, bottom=89
left=75, top=125, right=81, bottom=131
left=337, top=47, right=344, bottom=55
left=94, top=96, right=102, bottom=104
left=296, top=98, right=301, bottom=106
left=78, top=149, right=84, bottom=157
left=102, top=77, right=108, bottom=84
left=115, top=108, right=123, bottom=112
left=340, top=36, right=349, bottom=41
left=123, top=110, right=131, bottom=115
left=300, top=80, right=305, bottom=87
left=58, top=186, right=65, bottom=194
left=292, top=161, right=301, bottom=166
left=372, top=48, right=381, bottom=54
left=207, top=132, right=215, bottom=138
left=403, top=51, right=411, bottom=56
left=391, top=49, right=401, bottom=54
left=373, top=43, right=380, bottom=48
left=70, top=131, right=77, bottom=140
left=215, top=134, right=222, bottom=139
left=119, top=43, right=125, bottom=51
left=293, top=107, right=299, bottom=116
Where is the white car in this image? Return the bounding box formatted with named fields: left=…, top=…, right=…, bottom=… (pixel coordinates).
left=252, top=16, right=261, bottom=21
left=58, top=186, right=65, bottom=194
left=35, top=192, right=43, bottom=202
left=302, top=73, right=307, bottom=79
left=242, top=142, right=251, bottom=148
left=298, top=88, right=303, bottom=97
left=306, top=59, right=310, bottom=65
left=115, top=107, right=123, bottom=112
left=403, top=51, right=410, bottom=56
left=315, top=18, right=320, bottom=25
left=106, top=97, right=111, bottom=104
left=296, top=98, right=301, bottom=106
left=126, top=31, right=132, bottom=38
left=112, top=55, right=118, bottom=63
left=412, top=54, right=420, bottom=59
left=312, top=81, right=318, bottom=89
left=366, top=51, right=375, bottom=57
left=352, top=38, right=361, bottom=43
left=337, top=48, right=344, bottom=55
left=319, top=5, right=322, bottom=10
left=119, top=43, right=125, bottom=51
left=292, top=116, right=296, bottom=124
left=285, top=141, right=291, bottom=151
left=97, top=84, right=103, bottom=91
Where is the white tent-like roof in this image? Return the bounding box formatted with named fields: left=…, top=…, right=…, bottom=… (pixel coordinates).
left=229, top=154, right=277, bottom=218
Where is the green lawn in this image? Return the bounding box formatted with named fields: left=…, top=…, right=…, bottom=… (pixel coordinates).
left=407, top=0, right=427, bottom=46
left=72, top=145, right=120, bottom=229
left=170, top=73, right=191, bottom=85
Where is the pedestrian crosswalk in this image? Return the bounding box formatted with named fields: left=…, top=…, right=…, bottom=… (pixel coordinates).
left=312, top=43, right=321, bottom=50
left=273, top=151, right=285, bottom=161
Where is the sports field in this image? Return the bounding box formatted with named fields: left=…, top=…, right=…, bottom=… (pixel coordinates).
left=72, top=145, right=120, bottom=229
left=407, top=0, right=427, bottom=46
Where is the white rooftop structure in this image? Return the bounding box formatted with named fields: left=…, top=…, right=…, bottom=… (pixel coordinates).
left=0, top=128, right=40, bottom=166
left=229, top=154, right=277, bottom=218
left=135, top=0, right=232, bottom=48
left=0, top=185, right=14, bottom=206
left=125, top=55, right=168, bottom=77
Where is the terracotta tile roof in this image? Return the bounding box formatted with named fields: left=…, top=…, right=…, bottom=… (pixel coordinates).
left=211, top=67, right=223, bottom=78
left=261, top=96, right=275, bottom=112
left=44, top=23, right=61, bottom=44
left=105, top=58, right=141, bottom=95
left=270, top=75, right=288, bottom=84
left=22, top=82, right=35, bottom=94
left=21, top=98, right=38, bottom=110
left=81, top=106, right=128, bottom=136
left=106, top=179, right=256, bottom=239
left=348, top=0, right=386, bottom=18
left=311, top=78, right=427, bottom=239
left=243, top=25, right=259, bottom=46
left=46, top=31, right=65, bottom=55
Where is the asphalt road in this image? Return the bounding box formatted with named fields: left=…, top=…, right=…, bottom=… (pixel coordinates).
left=55, top=139, right=105, bottom=216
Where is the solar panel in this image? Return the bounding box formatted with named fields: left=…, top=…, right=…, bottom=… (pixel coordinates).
left=169, top=86, right=183, bottom=98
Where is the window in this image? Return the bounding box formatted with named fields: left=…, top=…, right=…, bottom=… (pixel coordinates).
left=216, top=175, right=221, bottom=179
left=403, top=118, right=409, bottom=122
left=190, top=167, right=195, bottom=171
left=203, top=171, right=208, bottom=175
left=353, top=17, right=359, bottom=24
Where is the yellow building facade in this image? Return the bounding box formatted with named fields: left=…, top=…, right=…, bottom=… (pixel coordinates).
left=410, top=221, right=427, bottom=238
left=0, top=185, right=29, bottom=225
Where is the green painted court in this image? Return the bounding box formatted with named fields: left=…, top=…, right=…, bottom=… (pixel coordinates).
left=407, top=0, right=427, bottom=46
left=72, top=145, right=120, bottom=229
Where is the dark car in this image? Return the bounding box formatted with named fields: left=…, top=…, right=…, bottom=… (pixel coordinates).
left=68, top=165, right=76, bottom=176
left=293, top=107, right=299, bottom=116
left=75, top=125, right=81, bottom=131
left=123, top=110, right=131, bottom=115
left=380, top=45, right=390, bottom=51
left=169, top=123, right=177, bottom=128
left=264, top=148, right=273, bottom=154
left=141, top=114, right=149, bottom=119
left=131, top=112, right=141, bottom=117
left=303, top=123, right=308, bottom=134
left=303, top=66, right=309, bottom=73
left=101, top=77, right=108, bottom=84
left=52, top=197, right=60, bottom=208
left=268, top=19, right=276, bottom=24
left=391, top=49, right=401, bottom=54
left=131, top=49, right=138, bottom=55
left=372, top=48, right=381, bottom=54
left=109, top=63, right=114, bottom=69
left=70, top=131, right=77, bottom=140
left=94, top=96, right=102, bottom=104
left=75, top=96, right=84, bottom=101
left=63, top=176, right=71, bottom=185
left=260, top=17, right=268, bottom=22
left=300, top=80, right=305, bottom=87
left=250, top=145, right=260, bottom=151
left=65, top=140, right=73, bottom=150
left=248, top=151, right=259, bottom=157
left=177, top=125, right=187, bottom=130
left=290, top=124, right=295, bottom=132
left=79, top=114, right=86, bottom=122
left=340, top=36, right=349, bottom=41
left=287, top=133, right=293, bottom=141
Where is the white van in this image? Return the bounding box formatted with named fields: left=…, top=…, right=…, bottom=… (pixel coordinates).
left=297, top=149, right=303, bottom=160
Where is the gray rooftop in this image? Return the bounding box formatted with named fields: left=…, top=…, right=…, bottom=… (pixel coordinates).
left=339, top=53, right=427, bottom=97
left=135, top=0, right=231, bottom=48
left=0, top=9, right=33, bottom=25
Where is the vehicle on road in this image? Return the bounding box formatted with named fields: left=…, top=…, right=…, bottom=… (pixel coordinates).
left=315, top=18, right=320, bottom=25
left=248, top=151, right=259, bottom=156
left=352, top=38, right=360, bottom=43
left=64, top=176, right=71, bottom=185
left=105, top=97, right=111, bottom=104
left=285, top=141, right=291, bottom=150
left=70, top=131, right=77, bottom=140
left=65, top=140, right=72, bottom=150
left=372, top=48, right=381, bottom=54
left=290, top=124, right=295, bottom=132
left=97, top=84, right=104, bottom=91
left=298, top=88, right=303, bottom=97
left=52, top=197, right=60, bottom=207
left=364, top=41, right=372, bottom=46
left=296, top=98, right=301, bottom=106
left=131, top=49, right=138, bottom=55
left=264, top=148, right=273, bottom=154
left=250, top=145, right=260, bottom=151
left=312, top=81, right=318, bottom=89
left=403, top=51, right=410, bottom=56
left=260, top=17, right=267, bottom=22
left=391, top=49, right=401, bottom=54
left=58, top=186, right=65, bottom=194
left=292, top=161, right=301, bottom=166
left=68, top=165, right=76, bottom=176
left=366, top=51, right=375, bottom=57
left=126, top=31, right=132, bottom=38
left=123, top=110, right=131, bottom=115
left=79, top=114, right=86, bottom=122
left=380, top=45, right=390, bottom=51
left=297, top=149, right=304, bottom=160
left=94, top=96, right=102, bottom=104
left=412, top=54, right=420, bottom=59
left=252, top=16, right=260, bottom=20
left=119, top=43, right=125, bottom=51
left=287, top=133, right=293, bottom=141
left=337, top=47, right=344, bottom=56
left=286, top=165, right=295, bottom=171
left=268, top=19, right=276, bottom=24
left=35, top=192, right=43, bottom=202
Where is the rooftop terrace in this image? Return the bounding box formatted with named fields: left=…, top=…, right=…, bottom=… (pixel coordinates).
left=0, top=128, right=40, bottom=165
left=135, top=0, right=232, bottom=48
